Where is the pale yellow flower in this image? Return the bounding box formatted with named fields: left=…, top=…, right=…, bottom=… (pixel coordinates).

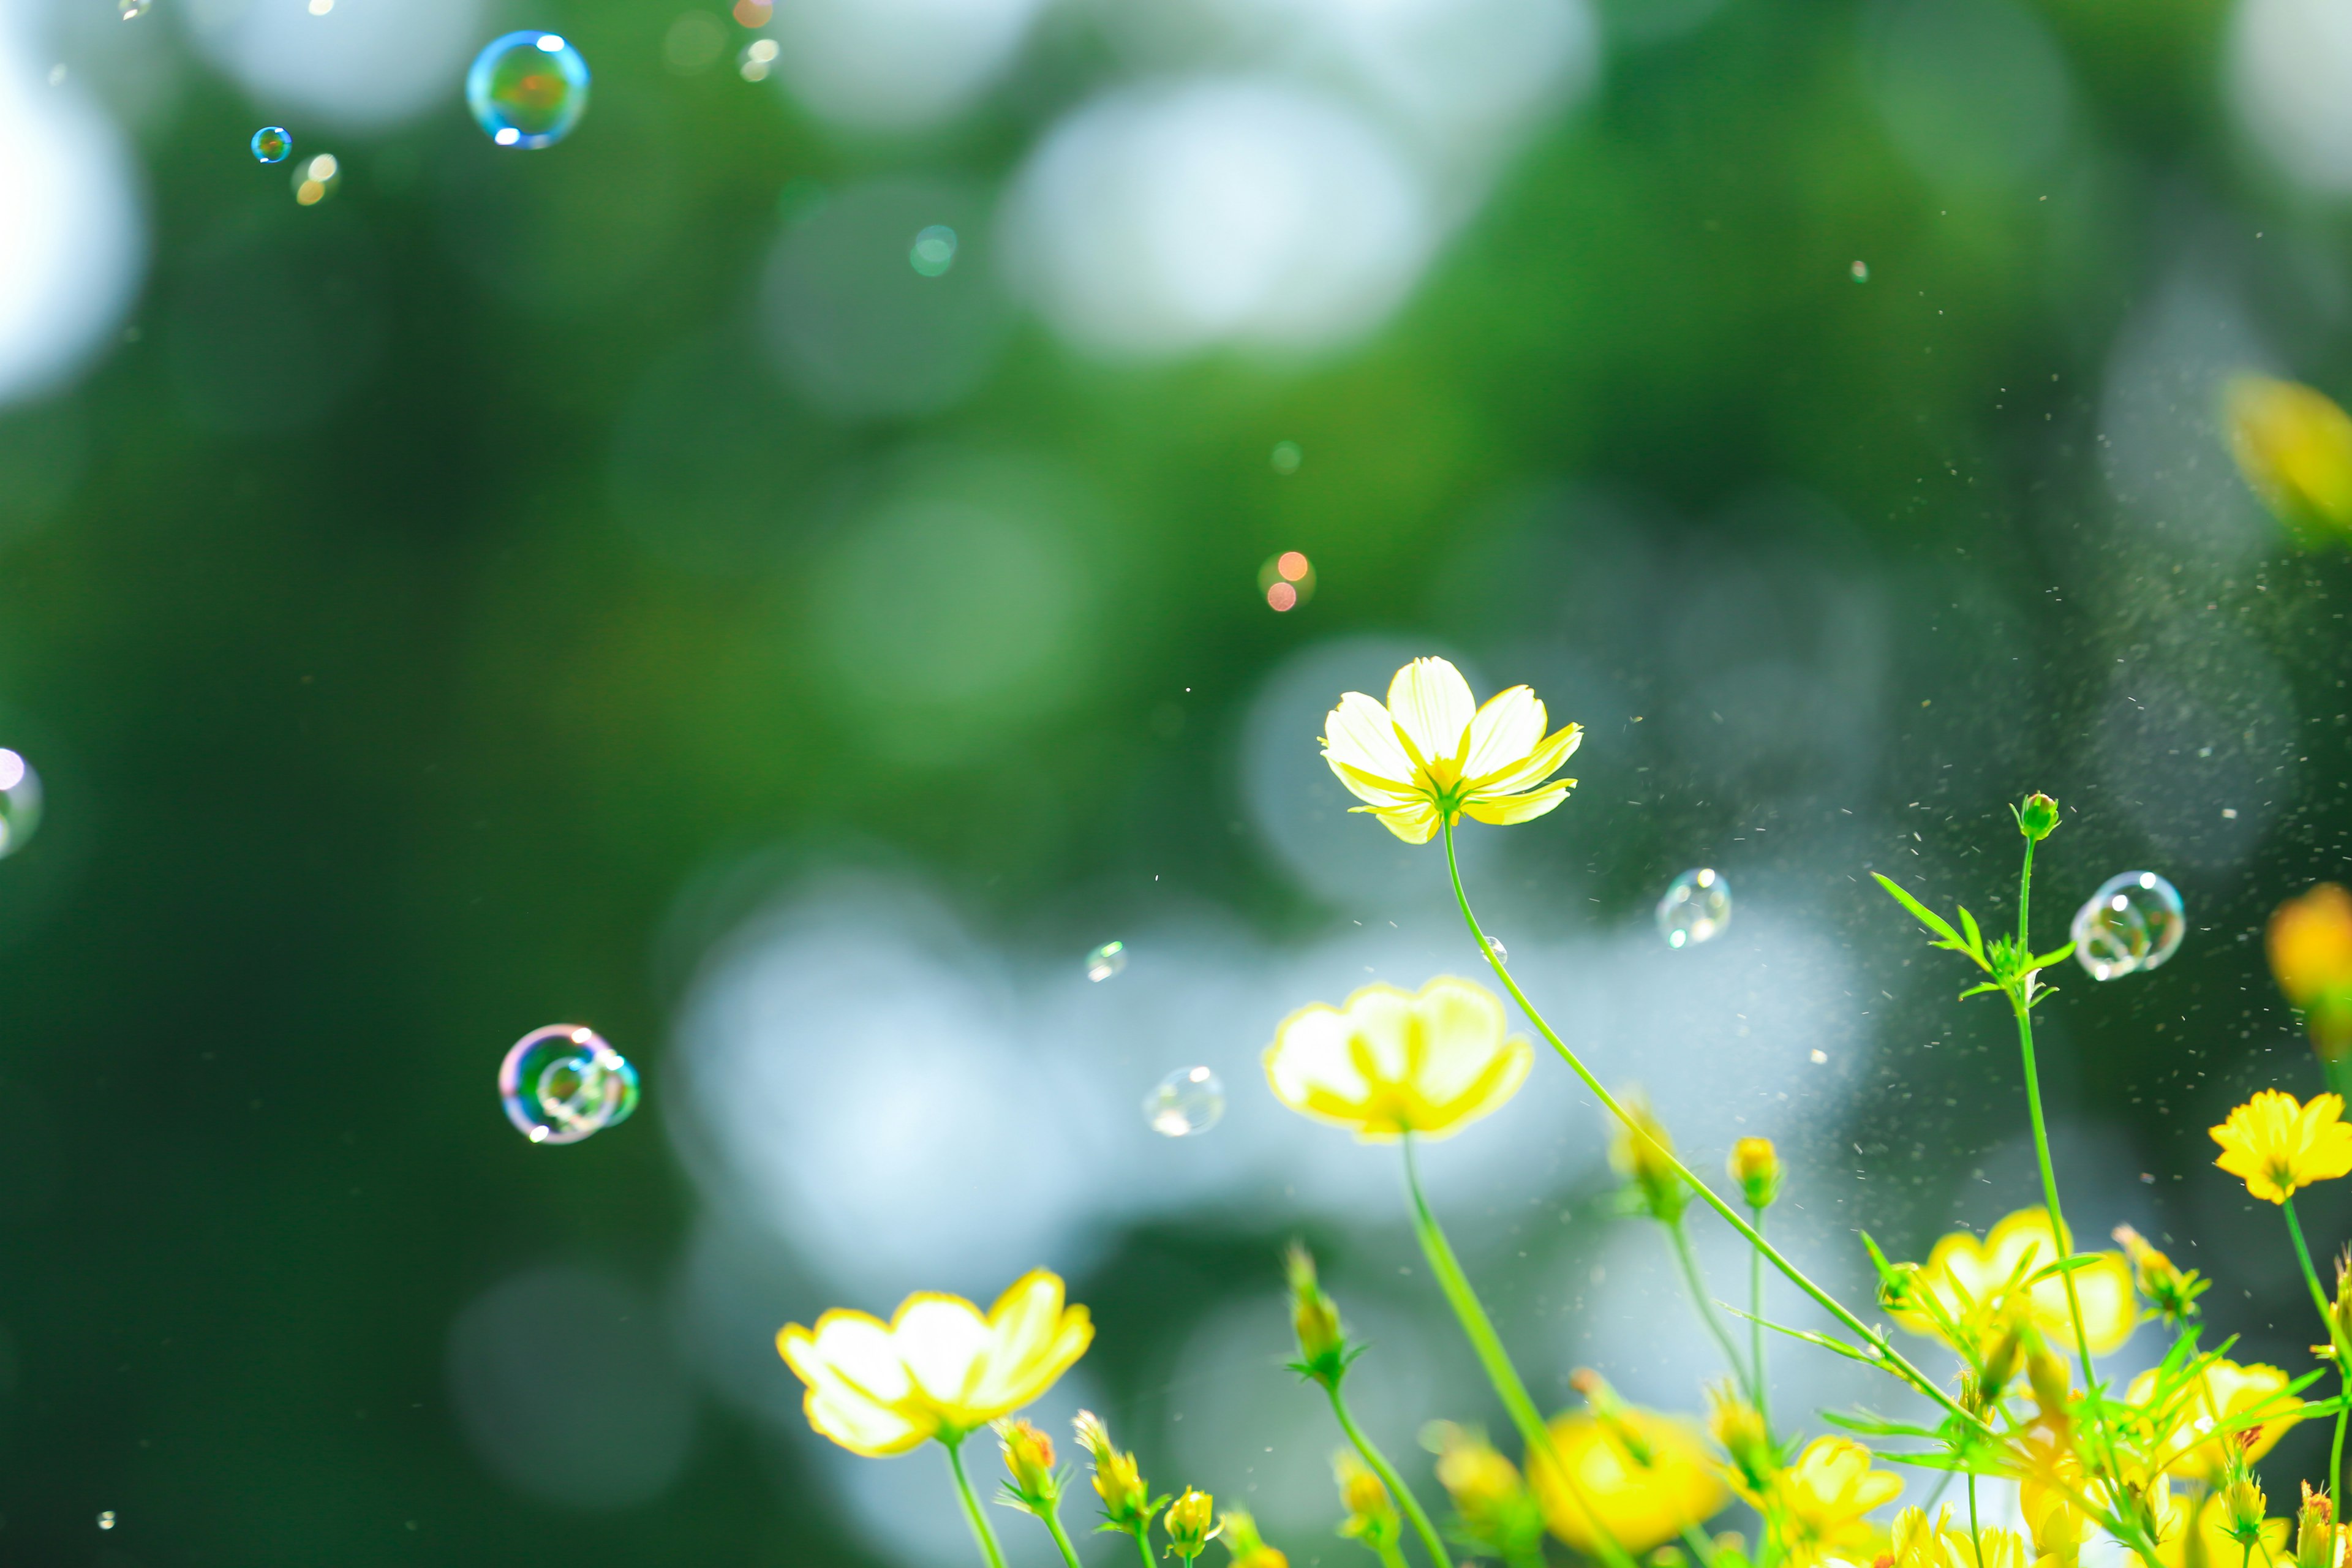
left=2269, top=885, right=2352, bottom=1063
left=1890, top=1507, right=2033, bottom=1568
left=1531, top=1407, right=1727, bottom=1556
left=2212, top=1089, right=2352, bottom=1204
left=1887, top=1208, right=2136, bottom=1356
left=2225, top=374, right=2352, bottom=535
left=1758, top=1436, right=1902, bottom=1568
left=1321, top=656, right=1581, bottom=844
left=1264, top=976, right=1532, bottom=1142
left=2125, top=1357, right=2302, bottom=1482
left=777, top=1270, right=1093, bottom=1456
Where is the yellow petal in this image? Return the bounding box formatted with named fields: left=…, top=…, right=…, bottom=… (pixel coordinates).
left=1461, top=780, right=1574, bottom=826
left=1359, top=800, right=1439, bottom=843
left=1385, top=658, right=1477, bottom=771
left=1262, top=976, right=1528, bottom=1140
left=1469, top=723, right=1583, bottom=796
left=1462, top=685, right=1545, bottom=779
left=892, top=1293, right=995, bottom=1408
left=1324, top=691, right=1417, bottom=793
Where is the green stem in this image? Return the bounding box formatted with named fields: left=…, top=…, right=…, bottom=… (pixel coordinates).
left=1665, top=1210, right=1754, bottom=1404
left=2335, top=1406, right=2346, bottom=1513
left=1039, top=1504, right=1086, bottom=1568
left=1967, top=1472, right=1987, bottom=1568
left=1679, top=1518, right=1724, bottom=1567
left=944, top=1438, right=1011, bottom=1568
left=1401, top=1136, right=1638, bottom=1568
left=1329, top=1381, right=1455, bottom=1568
left=1374, top=1539, right=1414, bottom=1568
left=2007, top=995, right=2103, bottom=1415
left=1438, top=819, right=1986, bottom=1433
left=1749, top=1203, right=1771, bottom=1434
left=2281, top=1196, right=2352, bottom=1506
left=1134, top=1527, right=1158, bottom=1568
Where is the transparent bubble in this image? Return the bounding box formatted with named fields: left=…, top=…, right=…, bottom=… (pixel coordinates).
left=1271, top=440, right=1303, bottom=474
left=909, top=225, right=959, bottom=277
left=1656, top=867, right=1731, bottom=948
left=291, top=153, right=340, bottom=206
left=1084, top=940, right=1126, bottom=982
left=1487, top=935, right=1508, bottom=965
left=0, top=750, right=44, bottom=859
left=1144, top=1066, right=1224, bottom=1137
left=500, top=1025, right=640, bottom=1145
left=118, top=0, right=148, bottom=18
left=2070, top=871, right=2185, bottom=981
left=251, top=127, right=292, bottom=165
left=1850, top=259, right=1869, bottom=282
left=467, top=32, right=592, bottom=150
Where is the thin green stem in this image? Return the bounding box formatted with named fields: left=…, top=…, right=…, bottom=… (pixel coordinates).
left=1134, top=1527, right=1158, bottom=1568
left=1967, top=1472, right=1987, bottom=1568
left=1329, top=1381, right=1454, bottom=1568
left=1373, top=1539, right=1413, bottom=1568
left=1679, top=1518, right=1724, bottom=1567
left=1749, top=1203, right=1771, bottom=1434
left=1039, top=1505, right=1086, bottom=1568
left=2007, top=996, right=2104, bottom=1423
left=944, top=1438, right=1011, bottom=1568
left=1665, top=1211, right=1754, bottom=1403
left=1438, top=819, right=1987, bottom=1433
left=1401, top=1136, right=1638, bottom=1568
left=2281, top=1196, right=2352, bottom=1506
left=2335, top=1406, right=2346, bottom=1512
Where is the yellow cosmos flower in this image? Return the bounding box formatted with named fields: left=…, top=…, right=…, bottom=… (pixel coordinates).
left=777, top=1270, right=1093, bottom=1456
left=1887, top=1209, right=2136, bottom=1356
left=1531, top=1406, right=1727, bottom=1555
left=1264, top=976, right=1532, bottom=1142
left=2269, top=884, right=2352, bottom=1063
left=2225, top=374, right=2352, bottom=537
left=1757, top=1437, right=1902, bottom=1568
left=2211, top=1089, right=2352, bottom=1204
left=1321, top=656, right=1581, bottom=845
left=2125, top=1357, right=2302, bottom=1482
left=1889, top=1507, right=2034, bottom=1568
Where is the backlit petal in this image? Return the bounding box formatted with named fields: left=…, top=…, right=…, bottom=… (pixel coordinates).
left=1460, top=780, right=1573, bottom=826
left=1361, top=799, right=1440, bottom=843
left=1386, top=658, right=1477, bottom=770
left=1468, top=723, right=1583, bottom=796
left=892, top=1294, right=993, bottom=1408
left=1324, top=692, right=1417, bottom=790
left=1462, top=685, right=1544, bottom=779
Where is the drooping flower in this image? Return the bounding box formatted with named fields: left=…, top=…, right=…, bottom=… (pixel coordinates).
left=1885, top=1208, right=2136, bottom=1356
left=1333, top=1452, right=1400, bottom=1555
left=776, top=1270, right=1093, bottom=1456
left=1531, top=1402, right=1727, bottom=1556
left=2125, top=1356, right=2301, bottom=1482
left=2113, top=1224, right=2207, bottom=1327
left=2224, top=374, right=2352, bottom=538
left=1321, top=656, right=1581, bottom=845
left=1609, top=1090, right=1686, bottom=1223
left=1755, top=1436, right=1902, bottom=1568
left=2211, top=1089, right=2352, bottom=1204
left=1264, top=976, right=1532, bottom=1142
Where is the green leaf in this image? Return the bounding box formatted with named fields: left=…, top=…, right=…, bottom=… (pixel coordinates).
left=1957, top=982, right=2002, bottom=1001
left=1873, top=873, right=1965, bottom=948
left=1957, top=905, right=1986, bottom=960
left=2030, top=942, right=2077, bottom=970
left=1717, top=1302, right=1883, bottom=1366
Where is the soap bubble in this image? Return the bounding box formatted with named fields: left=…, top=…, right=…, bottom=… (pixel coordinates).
left=909, top=224, right=959, bottom=277
left=500, top=1025, right=640, bottom=1144
left=2070, top=871, right=2185, bottom=981
left=1144, top=1066, right=1224, bottom=1137
left=1084, top=940, right=1126, bottom=982
left=1657, top=867, right=1731, bottom=948
left=251, top=127, right=292, bottom=164
left=1850, top=259, right=1869, bottom=282
left=0, top=750, right=44, bottom=859
left=467, top=32, right=592, bottom=149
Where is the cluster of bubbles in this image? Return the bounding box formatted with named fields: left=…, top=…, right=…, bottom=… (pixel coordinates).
left=1657, top=867, right=1732, bottom=948
left=1145, top=1066, right=1225, bottom=1137
left=1259, top=551, right=1316, bottom=612
left=499, top=1025, right=640, bottom=1145
left=468, top=33, right=592, bottom=149
left=2070, top=871, right=2185, bottom=982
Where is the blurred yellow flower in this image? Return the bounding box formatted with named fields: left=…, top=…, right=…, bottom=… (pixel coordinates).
left=1532, top=1405, right=1727, bottom=1555
left=2125, top=1357, right=2301, bottom=1482
left=2211, top=1089, right=2352, bottom=1204
left=2136, top=1490, right=2290, bottom=1568
left=2225, top=374, right=2352, bottom=537
left=1322, top=656, right=1581, bottom=844
left=1887, top=1208, right=2135, bottom=1355
left=2269, top=885, right=2352, bottom=1064
left=1889, top=1507, right=2030, bottom=1568
left=1264, top=976, right=1532, bottom=1142
left=777, top=1270, right=1093, bottom=1456
left=1757, top=1436, right=1902, bottom=1568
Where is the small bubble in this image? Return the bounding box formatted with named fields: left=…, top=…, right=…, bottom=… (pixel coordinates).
left=1270, top=440, right=1302, bottom=475
left=909, top=224, right=958, bottom=277
left=291, top=153, right=339, bottom=206
left=1656, top=868, right=1731, bottom=948
left=499, top=1025, right=640, bottom=1144
left=1144, top=1066, right=1224, bottom=1137
left=1849, top=260, right=1868, bottom=282
left=1487, top=935, right=1508, bottom=965
left=739, top=38, right=779, bottom=79
left=1809, top=1049, right=1827, bottom=1065
left=307, top=0, right=333, bottom=13
left=118, top=0, right=148, bottom=18
left=98, top=1512, right=115, bottom=1529
left=2070, top=871, right=2185, bottom=981
left=0, top=750, right=44, bottom=859
left=467, top=31, right=591, bottom=149
left=1084, top=941, right=1126, bottom=982
left=251, top=126, right=292, bottom=164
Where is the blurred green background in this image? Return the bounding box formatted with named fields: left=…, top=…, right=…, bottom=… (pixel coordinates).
left=7, top=0, right=2352, bottom=1561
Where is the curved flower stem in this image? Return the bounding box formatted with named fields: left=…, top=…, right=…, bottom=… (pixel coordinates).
left=1328, top=1382, right=1455, bottom=1568
left=1438, top=820, right=1986, bottom=1433
left=1039, top=1505, right=1087, bottom=1568
left=1666, top=1210, right=1755, bottom=1404
left=1401, top=1136, right=1638, bottom=1568
left=1750, top=1202, right=1771, bottom=1433
left=2280, top=1196, right=2352, bottom=1506
left=944, top=1437, right=1011, bottom=1568
left=1373, top=1539, right=1414, bottom=1568
left=1133, top=1527, right=1158, bottom=1568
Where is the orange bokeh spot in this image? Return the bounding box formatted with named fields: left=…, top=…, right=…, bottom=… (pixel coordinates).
left=733, top=0, right=774, bottom=24
left=1276, top=550, right=1310, bottom=582
left=1267, top=582, right=1298, bottom=612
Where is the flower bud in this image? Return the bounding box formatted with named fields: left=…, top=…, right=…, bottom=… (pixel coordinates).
left=1424, top=1422, right=1546, bottom=1563
left=1167, top=1489, right=1221, bottom=1560
left=2225, top=374, right=2352, bottom=537
left=1706, top=1381, right=1775, bottom=1494
left=1970, top=1316, right=2024, bottom=1413
left=2270, top=885, right=2352, bottom=1066
left=2299, top=1482, right=2335, bottom=1568
left=1285, top=1243, right=1348, bottom=1385
left=2112, top=1224, right=2207, bottom=1326
left=1729, top=1138, right=1782, bottom=1210
left=1609, top=1090, right=1686, bottom=1224
left=1219, top=1509, right=1287, bottom=1568
left=2228, top=1479, right=2270, bottom=1546
left=2024, top=1334, right=2071, bottom=1422
left=2013, top=791, right=2060, bottom=842
left=1333, top=1453, right=1399, bottom=1553
left=993, top=1418, right=1059, bottom=1513
left=1074, top=1411, right=1163, bottom=1535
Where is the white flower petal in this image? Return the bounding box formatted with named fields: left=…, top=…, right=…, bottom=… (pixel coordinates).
left=1324, top=690, right=1416, bottom=785
left=1462, top=685, right=1544, bottom=780
left=894, top=1297, right=993, bottom=1406
left=1385, top=657, right=1476, bottom=767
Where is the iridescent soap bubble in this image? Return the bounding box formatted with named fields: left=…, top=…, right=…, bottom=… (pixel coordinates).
left=1657, top=867, right=1730, bottom=948
left=2071, top=872, right=2185, bottom=982
left=1084, top=940, right=1126, bottom=982
left=909, top=224, right=959, bottom=277
left=251, top=127, right=292, bottom=164
left=467, top=32, right=591, bottom=149
left=1144, top=1066, right=1224, bottom=1137
left=499, top=1025, right=639, bottom=1144
left=0, top=750, right=43, bottom=859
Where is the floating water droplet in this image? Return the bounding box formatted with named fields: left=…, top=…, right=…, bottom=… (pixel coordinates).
left=2070, top=871, right=2185, bottom=981
left=118, top=0, right=148, bottom=19
left=290, top=152, right=339, bottom=205
left=499, top=1025, right=639, bottom=1144
left=1270, top=440, right=1302, bottom=475
left=1656, top=868, right=1730, bottom=948
left=251, top=126, right=292, bottom=164
left=1487, top=935, right=1508, bottom=965
left=1084, top=941, right=1126, bottom=982
left=0, top=750, right=44, bottom=859
left=1849, top=260, right=1869, bottom=282
left=908, top=224, right=959, bottom=277
left=97, top=1512, right=115, bottom=1529
left=1144, top=1066, right=1224, bottom=1137
left=467, top=31, right=590, bottom=149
